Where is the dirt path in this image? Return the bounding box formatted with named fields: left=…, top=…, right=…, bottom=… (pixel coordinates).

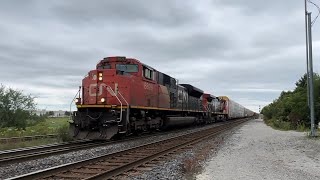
left=196, top=119, right=320, bottom=180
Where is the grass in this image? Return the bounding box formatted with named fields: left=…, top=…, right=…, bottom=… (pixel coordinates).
left=296, top=123, right=309, bottom=132
left=264, top=118, right=295, bottom=131
left=0, top=117, right=73, bottom=150
left=264, top=118, right=320, bottom=139
left=0, top=117, right=70, bottom=138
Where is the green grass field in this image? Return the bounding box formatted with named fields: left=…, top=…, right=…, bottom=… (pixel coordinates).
left=0, top=117, right=70, bottom=138
left=0, top=117, right=71, bottom=150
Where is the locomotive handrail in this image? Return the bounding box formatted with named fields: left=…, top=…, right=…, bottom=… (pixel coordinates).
left=117, top=91, right=130, bottom=131
left=202, top=104, right=209, bottom=113
left=117, top=92, right=128, bottom=106
left=69, top=86, right=81, bottom=121
left=104, top=85, right=123, bottom=123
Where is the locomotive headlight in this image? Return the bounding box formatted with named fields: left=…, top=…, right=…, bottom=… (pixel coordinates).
left=101, top=98, right=105, bottom=103
left=98, top=72, right=103, bottom=81
left=75, top=98, right=81, bottom=105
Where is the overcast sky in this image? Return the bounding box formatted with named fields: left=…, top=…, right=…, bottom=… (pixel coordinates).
left=1, top=0, right=319, bottom=112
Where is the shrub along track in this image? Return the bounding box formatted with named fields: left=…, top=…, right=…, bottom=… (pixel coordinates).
left=9, top=118, right=250, bottom=180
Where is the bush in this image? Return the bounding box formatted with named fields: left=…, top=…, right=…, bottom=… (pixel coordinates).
left=297, top=123, right=308, bottom=132
left=0, top=117, right=69, bottom=138
left=262, top=73, right=320, bottom=131
left=57, top=123, right=73, bottom=142
left=265, top=118, right=294, bottom=131
left=0, top=85, right=39, bottom=129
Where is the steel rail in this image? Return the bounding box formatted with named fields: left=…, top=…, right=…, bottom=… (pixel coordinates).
left=0, top=140, right=105, bottom=165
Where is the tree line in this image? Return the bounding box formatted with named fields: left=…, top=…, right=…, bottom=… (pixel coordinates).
left=0, top=85, right=71, bottom=129
left=261, top=73, right=320, bottom=130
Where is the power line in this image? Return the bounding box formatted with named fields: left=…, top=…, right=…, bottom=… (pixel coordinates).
left=307, top=0, right=320, bottom=26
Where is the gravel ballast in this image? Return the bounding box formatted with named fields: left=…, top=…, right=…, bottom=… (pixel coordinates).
left=0, top=121, right=227, bottom=179
left=128, top=122, right=238, bottom=180
left=197, top=119, right=320, bottom=180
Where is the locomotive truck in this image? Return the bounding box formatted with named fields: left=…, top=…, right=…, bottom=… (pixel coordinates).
left=70, top=56, right=254, bottom=140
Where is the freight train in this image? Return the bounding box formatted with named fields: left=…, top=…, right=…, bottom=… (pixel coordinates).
left=70, top=56, right=255, bottom=140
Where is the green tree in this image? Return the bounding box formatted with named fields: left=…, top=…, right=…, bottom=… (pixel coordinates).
left=262, top=73, right=320, bottom=129
left=295, top=74, right=308, bottom=88
left=0, top=84, right=36, bottom=129
left=48, top=111, right=54, bottom=116
left=64, top=111, right=71, bottom=116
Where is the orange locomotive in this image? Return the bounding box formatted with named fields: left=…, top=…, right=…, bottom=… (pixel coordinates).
left=71, top=56, right=254, bottom=140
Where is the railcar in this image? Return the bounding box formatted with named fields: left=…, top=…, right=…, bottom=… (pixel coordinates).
left=219, top=96, right=255, bottom=119
left=70, top=56, right=254, bottom=140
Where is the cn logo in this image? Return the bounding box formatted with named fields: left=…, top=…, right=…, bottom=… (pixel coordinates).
left=89, top=83, right=118, bottom=97
left=89, top=83, right=105, bottom=97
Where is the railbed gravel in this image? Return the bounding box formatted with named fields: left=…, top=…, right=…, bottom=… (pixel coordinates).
left=0, top=121, right=228, bottom=179
left=124, top=119, right=320, bottom=180
left=126, top=122, right=239, bottom=180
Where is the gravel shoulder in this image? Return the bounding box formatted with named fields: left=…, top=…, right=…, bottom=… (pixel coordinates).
left=196, top=119, right=320, bottom=180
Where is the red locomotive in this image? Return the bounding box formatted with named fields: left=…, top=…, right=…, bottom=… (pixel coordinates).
left=71, top=56, right=254, bottom=140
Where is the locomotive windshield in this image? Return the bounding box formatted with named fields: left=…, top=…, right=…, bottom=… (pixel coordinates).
left=97, top=63, right=111, bottom=69
left=116, top=64, right=138, bottom=73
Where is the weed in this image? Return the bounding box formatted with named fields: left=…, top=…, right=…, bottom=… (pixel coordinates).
left=0, top=117, right=69, bottom=138
left=182, top=158, right=200, bottom=174
left=181, top=138, right=223, bottom=179
left=265, top=118, right=294, bottom=131
left=0, top=117, right=71, bottom=150
left=57, top=123, right=73, bottom=142
left=297, top=123, right=309, bottom=132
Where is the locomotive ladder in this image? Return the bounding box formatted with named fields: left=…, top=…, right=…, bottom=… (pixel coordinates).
left=117, top=91, right=130, bottom=133
left=104, top=85, right=129, bottom=133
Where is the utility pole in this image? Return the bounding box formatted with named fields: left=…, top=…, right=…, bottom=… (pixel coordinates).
left=307, top=12, right=316, bottom=137
left=304, top=0, right=317, bottom=137
left=305, top=0, right=310, bottom=107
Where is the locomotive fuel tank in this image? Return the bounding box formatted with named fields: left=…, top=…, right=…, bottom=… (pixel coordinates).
left=163, top=117, right=196, bottom=128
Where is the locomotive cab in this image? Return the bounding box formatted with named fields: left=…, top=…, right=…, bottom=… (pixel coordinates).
left=72, top=56, right=161, bottom=140
left=72, top=57, right=141, bottom=139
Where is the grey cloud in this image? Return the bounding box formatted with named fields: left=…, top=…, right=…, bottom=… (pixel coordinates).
left=51, top=0, right=199, bottom=26
left=0, top=0, right=318, bottom=112
left=119, top=32, right=232, bottom=64
left=0, top=43, right=93, bottom=77
left=216, top=0, right=301, bottom=15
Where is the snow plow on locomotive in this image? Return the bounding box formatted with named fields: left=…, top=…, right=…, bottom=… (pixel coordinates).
left=70, top=56, right=254, bottom=140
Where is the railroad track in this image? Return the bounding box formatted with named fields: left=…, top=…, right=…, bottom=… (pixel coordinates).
left=10, top=118, right=250, bottom=180
left=0, top=140, right=108, bottom=165
left=0, top=129, right=195, bottom=166
left=0, top=120, right=230, bottom=166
